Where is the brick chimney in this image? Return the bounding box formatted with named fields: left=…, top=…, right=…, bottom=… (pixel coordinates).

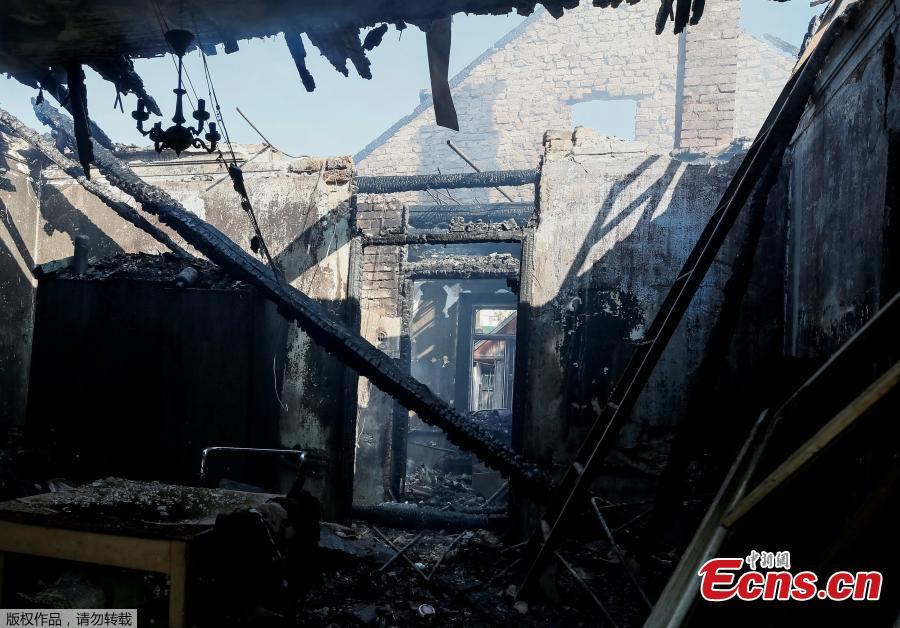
left=676, top=0, right=741, bottom=149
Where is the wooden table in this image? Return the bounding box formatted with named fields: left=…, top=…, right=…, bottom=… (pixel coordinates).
left=0, top=478, right=272, bottom=628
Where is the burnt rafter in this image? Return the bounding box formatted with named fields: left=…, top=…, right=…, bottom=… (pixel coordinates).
left=284, top=32, right=317, bottom=92
left=64, top=62, right=94, bottom=180
left=305, top=26, right=373, bottom=80
left=34, top=100, right=553, bottom=500
left=10, top=71, right=117, bottom=150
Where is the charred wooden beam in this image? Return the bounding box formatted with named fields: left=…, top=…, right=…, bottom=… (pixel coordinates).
left=425, top=18, right=458, bottom=131
left=363, top=24, right=389, bottom=51
left=284, top=32, right=316, bottom=92
left=352, top=502, right=507, bottom=531
left=407, top=202, right=534, bottom=230
left=37, top=74, right=115, bottom=150
left=364, top=228, right=525, bottom=246
left=306, top=26, right=372, bottom=80
left=35, top=101, right=552, bottom=500
left=355, top=169, right=538, bottom=194
left=689, top=0, right=706, bottom=25
left=0, top=107, right=190, bottom=259
left=401, top=254, right=520, bottom=279
left=64, top=63, right=93, bottom=179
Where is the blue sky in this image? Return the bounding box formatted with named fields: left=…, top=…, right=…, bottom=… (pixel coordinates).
left=1, top=1, right=821, bottom=157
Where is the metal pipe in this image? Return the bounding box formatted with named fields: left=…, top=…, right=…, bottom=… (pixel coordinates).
left=446, top=140, right=515, bottom=202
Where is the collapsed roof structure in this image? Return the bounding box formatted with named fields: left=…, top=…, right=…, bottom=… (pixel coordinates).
left=0, top=0, right=898, bottom=625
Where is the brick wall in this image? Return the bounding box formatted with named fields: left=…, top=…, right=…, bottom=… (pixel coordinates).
left=356, top=1, right=793, bottom=181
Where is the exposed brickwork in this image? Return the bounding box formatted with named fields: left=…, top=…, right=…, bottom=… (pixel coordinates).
left=679, top=2, right=740, bottom=148
left=356, top=1, right=793, bottom=181
left=360, top=244, right=402, bottom=315
left=355, top=199, right=404, bottom=238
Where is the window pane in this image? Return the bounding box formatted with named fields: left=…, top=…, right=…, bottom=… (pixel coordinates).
left=474, top=308, right=516, bottom=334
left=472, top=340, right=510, bottom=411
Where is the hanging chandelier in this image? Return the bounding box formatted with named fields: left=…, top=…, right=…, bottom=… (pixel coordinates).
left=132, top=29, right=220, bottom=155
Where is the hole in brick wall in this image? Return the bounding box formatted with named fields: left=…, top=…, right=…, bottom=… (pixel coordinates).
left=570, top=98, right=639, bottom=140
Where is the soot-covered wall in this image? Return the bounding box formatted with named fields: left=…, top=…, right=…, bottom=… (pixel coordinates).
left=33, top=146, right=354, bottom=517
left=518, top=128, right=779, bottom=498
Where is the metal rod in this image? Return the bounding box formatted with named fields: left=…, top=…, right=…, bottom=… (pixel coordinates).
left=369, top=526, right=431, bottom=581
left=484, top=481, right=510, bottom=507
left=428, top=531, right=465, bottom=579
left=408, top=441, right=459, bottom=454
left=446, top=140, right=515, bottom=202
left=379, top=531, right=425, bottom=572
left=554, top=551, right=618, bottom=627
left=236, top=107, right=301, bottom=158
left=205, top=145, right=269, bottom=192
left=591, top=497, right=652, bottom=610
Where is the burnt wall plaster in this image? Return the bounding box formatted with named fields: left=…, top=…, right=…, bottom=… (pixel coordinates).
left=519, top=128, right=755, bottom=497
left=786, top=0, right=900, bottom=358
left=0, top=130, right=39, bottom=430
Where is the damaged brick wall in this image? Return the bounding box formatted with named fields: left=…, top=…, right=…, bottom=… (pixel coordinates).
left=0, top=130, right=39, bottom=429
left=356, top=1, right=793, bottom=191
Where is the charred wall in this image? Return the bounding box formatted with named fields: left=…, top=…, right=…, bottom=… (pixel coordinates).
left=519, top=128, right=779, bottom=500
left=33, top=147, right=355, bottom=518
left=785, top=0, right=900, bottom=358
left=0, top=130, right=39, bottom=431
left=25, top=272, right=287, bottom=484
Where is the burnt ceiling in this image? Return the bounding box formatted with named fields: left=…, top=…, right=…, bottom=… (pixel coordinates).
left=0, top=0, right=708, bottom=75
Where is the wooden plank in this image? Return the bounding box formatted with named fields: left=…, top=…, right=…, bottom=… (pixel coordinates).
left=168, top=541, right=188, bottom=628
left=0, top=521, right=172, bottom=573
left=723, top=360, right=900, bottom=527
left=644, top=410, right=776, bottom=628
